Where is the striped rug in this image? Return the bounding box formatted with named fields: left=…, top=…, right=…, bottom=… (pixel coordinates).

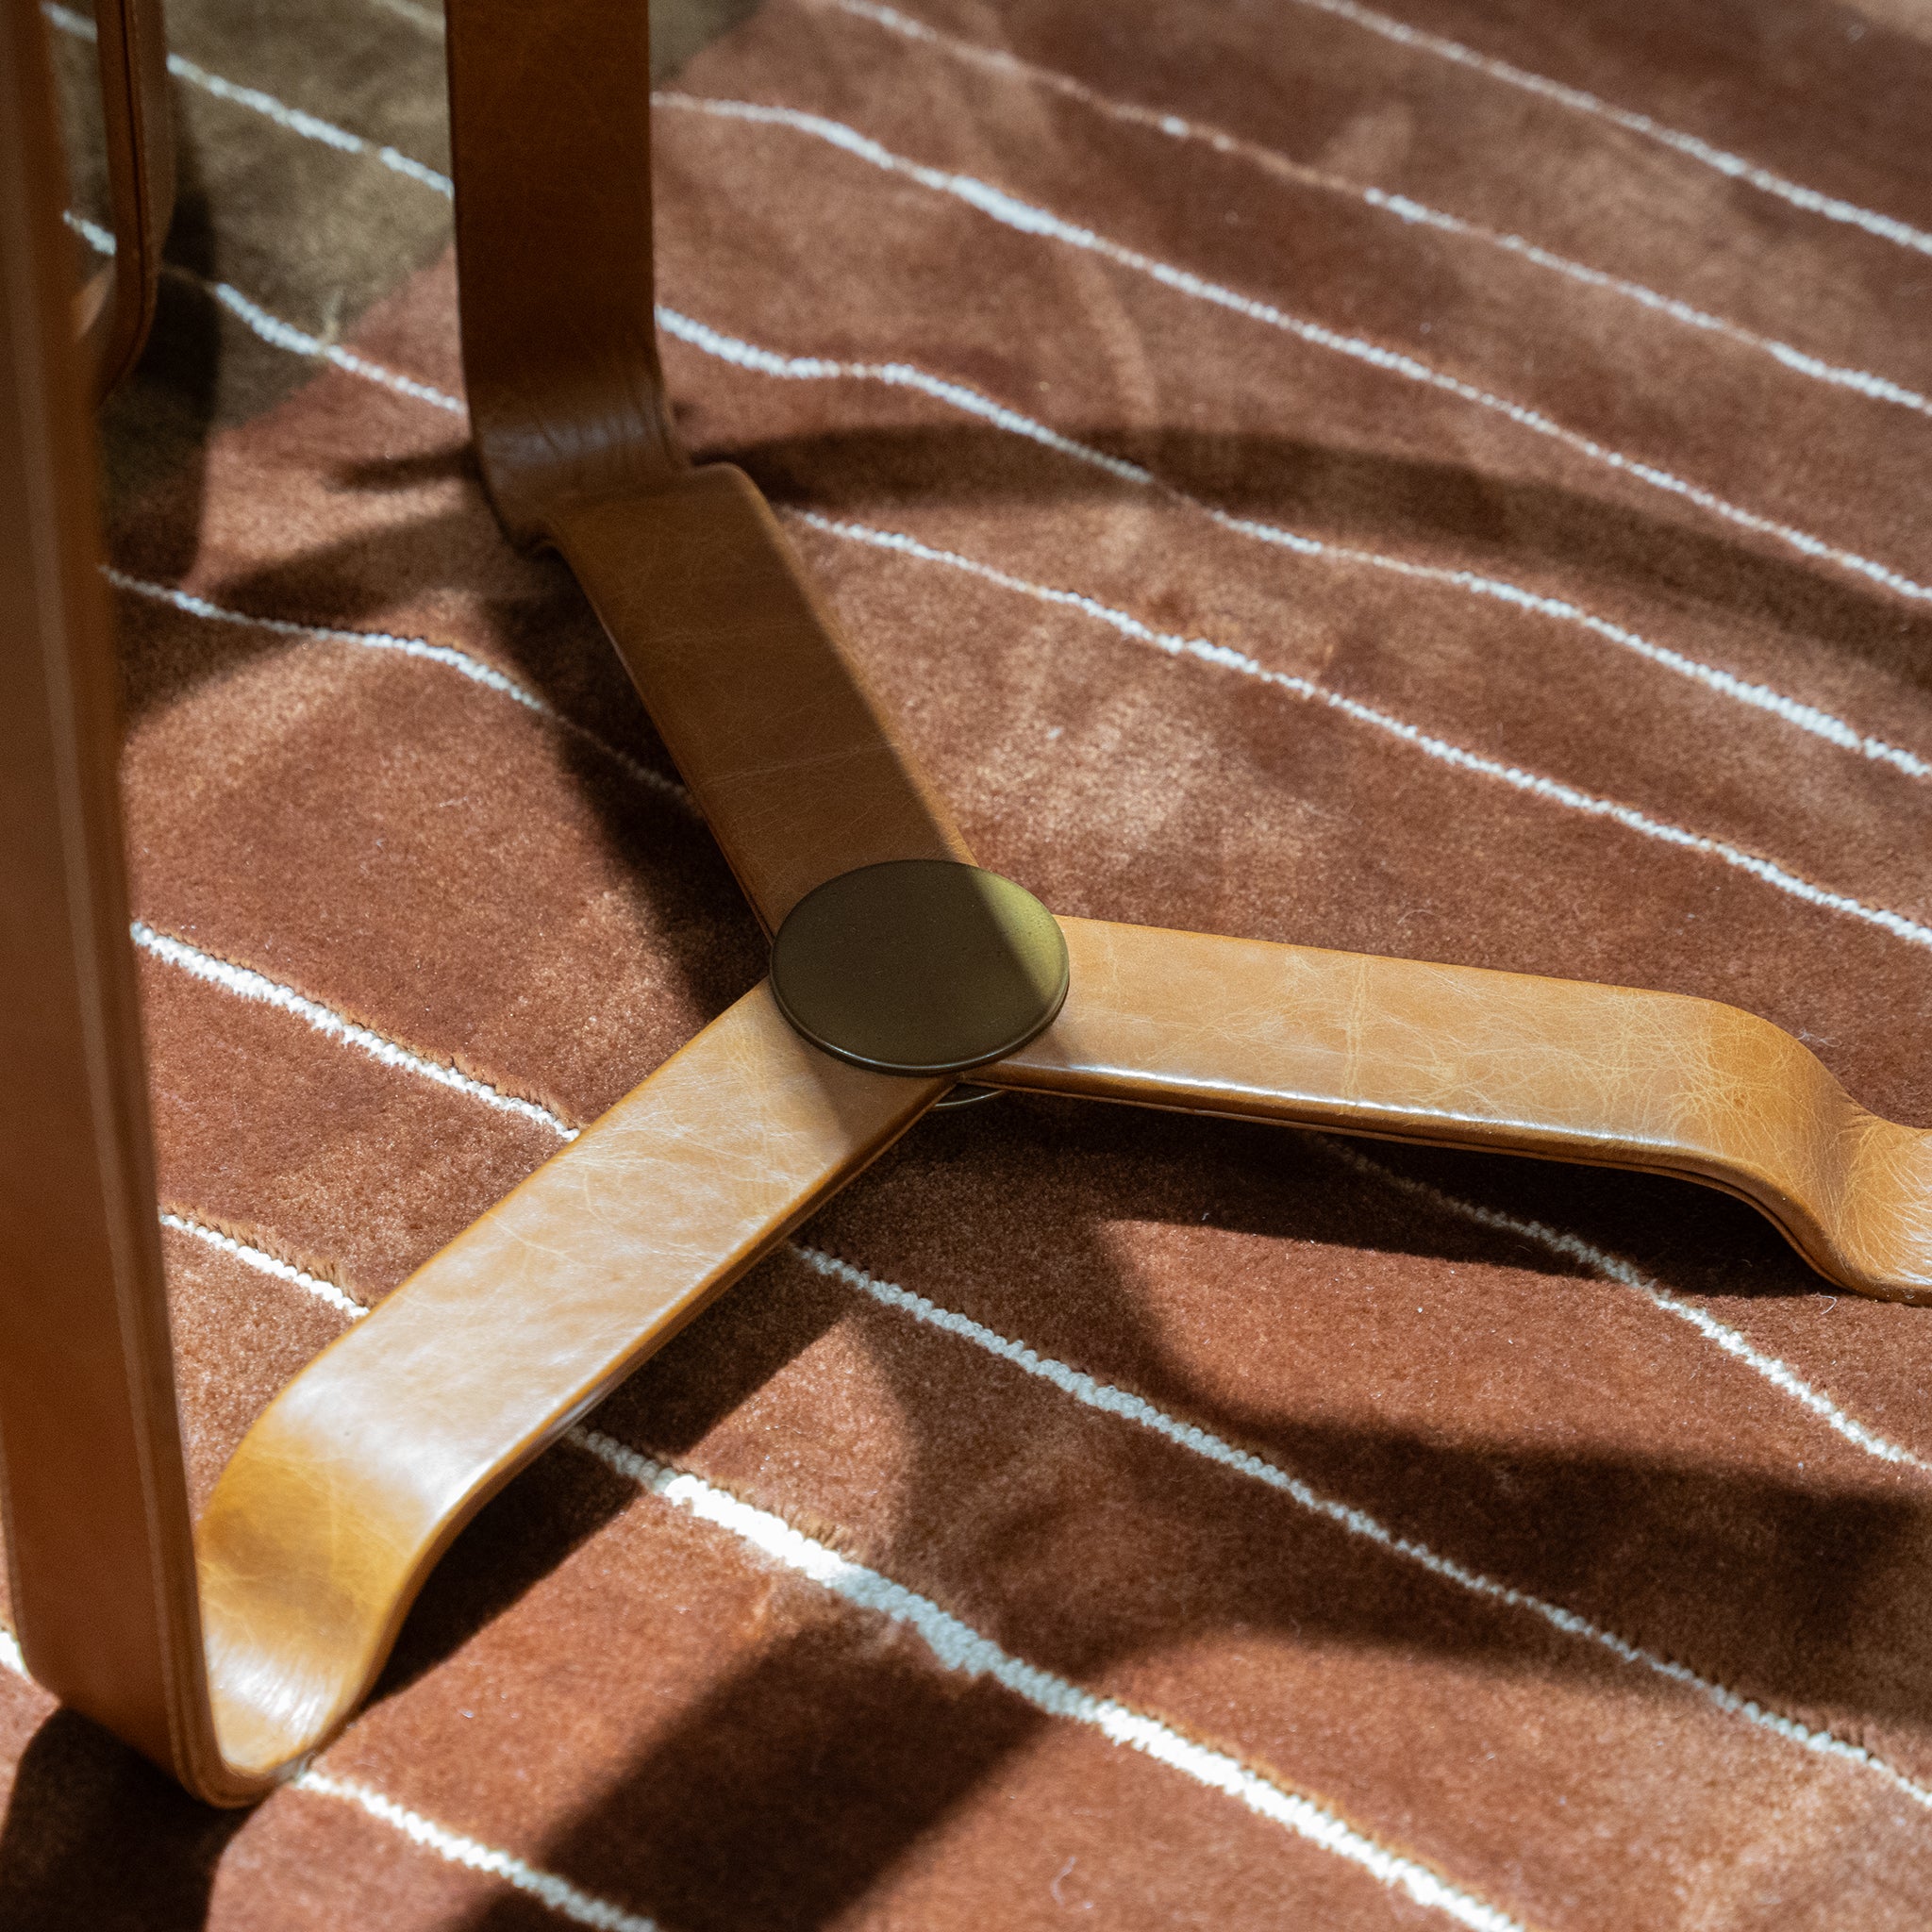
left=13, top=0, right=1932, bottom=1925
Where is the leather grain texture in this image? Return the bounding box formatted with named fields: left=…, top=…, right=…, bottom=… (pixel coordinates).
left=197, top=983, right=941, bottom=1778
left=997, top=918, right=1932, bottom=1297
left=443, top=0, right=683, bottom=543
left=554, top=473, right=977, bottom=927
left=0, top=0, right=207, bottom=1788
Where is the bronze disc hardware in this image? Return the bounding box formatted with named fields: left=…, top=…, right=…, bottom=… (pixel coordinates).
left=770, top=860, right=1071, bottom=1075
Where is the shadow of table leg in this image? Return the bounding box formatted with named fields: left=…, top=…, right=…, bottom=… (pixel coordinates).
left=458, top=1623, right=1041, bottom=1932
left=0, top=1710, right=245, bottom=1931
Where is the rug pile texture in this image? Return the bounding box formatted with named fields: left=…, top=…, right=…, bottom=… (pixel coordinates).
left=14, top=0, right=1932, bottom=1925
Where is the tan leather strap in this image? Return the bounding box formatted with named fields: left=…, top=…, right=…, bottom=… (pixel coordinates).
left=445, top=0, right=680, bottom=544
left=199, top=987, right=940, bottom=1780
left=993, top=920, right=1932, bottom=1300
left=447, top=0, right=972, bottom=926
left=77, top=0, right=175, bottom=399
left=552, top=475, right=976, bottom=930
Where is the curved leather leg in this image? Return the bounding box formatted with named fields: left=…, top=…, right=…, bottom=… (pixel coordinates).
left=444, top=0, right=681, bottom=541
left=198, top=984, right=942, bottom=1783
left=447, top=0, right=976, bottom=927
left=2, top=0, right=219, bottom=1790
left=987, top=919, right=1932, bottom=1301
left=77, top=0, right=175, bottom=398
left=5, top=1, right=945, bottom=1801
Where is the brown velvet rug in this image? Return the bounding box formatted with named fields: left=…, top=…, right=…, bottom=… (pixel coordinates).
left=14, top=0, right=1932, bottom=1924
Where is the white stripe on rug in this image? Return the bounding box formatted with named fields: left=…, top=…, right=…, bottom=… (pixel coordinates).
left=161, top=1208, right=368, bottom=1321
left=823, top=0, right=1932, bottom=421
left=1277, top=0, right=1932, bottom=258
left=105, top=569, right=692, bottom=811
left=361, top=0, right=443, bottom=38
left=180, top=267, right=462, bottom=409
left=658, top=304, right=1932, bottom=782
left=0, top=1636, right=658, bottom=1932
left=1311, top=1137, right=1932, bottom=1476
left=789, top=1241, right=1932, bottom=1806
left=793, top=508, right=1932, bottom=953
left=657, top=92, right=1932, bottom=608
left=130, top=921, right=578, bottom=1139
left=41, top=4, right=453, bottom=197
left=564, top=1425, right=1532, bottom=1932
left=64, top=211, right=463, bottom=411
left=294, top=1772, right=663, bottom=1932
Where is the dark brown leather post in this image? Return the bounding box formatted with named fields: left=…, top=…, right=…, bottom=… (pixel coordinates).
left=0, top=0, right=210, bottom=1789
left=0, top=0, right=1925, bottom=1807
left=73, top=0, right=175, bottom=396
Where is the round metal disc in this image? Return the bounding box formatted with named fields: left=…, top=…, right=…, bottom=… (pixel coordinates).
left=770, top=860, right=1070, bottom=1076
